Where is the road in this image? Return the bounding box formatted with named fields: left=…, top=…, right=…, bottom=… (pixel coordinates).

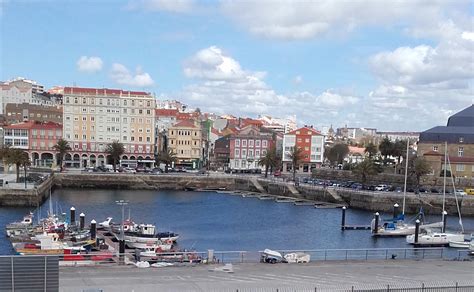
left=59, top=259, right=474, bottom=292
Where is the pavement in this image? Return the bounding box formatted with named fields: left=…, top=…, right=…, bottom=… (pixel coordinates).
left=59, top=259, right=474, bottom=292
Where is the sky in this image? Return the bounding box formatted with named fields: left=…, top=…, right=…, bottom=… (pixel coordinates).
left=1, top=0, right=473, bottom=131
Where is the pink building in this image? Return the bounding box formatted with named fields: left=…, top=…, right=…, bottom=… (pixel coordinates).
left=3, top=121, right=63, bottom=167
left=229, top=125, right=274, bottom=172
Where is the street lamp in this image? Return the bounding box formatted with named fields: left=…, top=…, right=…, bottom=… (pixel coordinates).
left=115, top=199, right=129, bottom=257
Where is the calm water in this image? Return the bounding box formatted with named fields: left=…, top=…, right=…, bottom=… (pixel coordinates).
left=1, top=189, right=473, bottom=255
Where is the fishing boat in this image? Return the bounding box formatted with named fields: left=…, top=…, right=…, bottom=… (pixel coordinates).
left=112, top=223, right=173, bottom=250
left=5, top=212, right=34, bottom=235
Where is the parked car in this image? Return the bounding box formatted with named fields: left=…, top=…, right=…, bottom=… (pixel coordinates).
left=430, top=188, right=440, bottom=194
left=375, top=184, right=388, bottom=191
left=455, top=189, right=467, bottom=196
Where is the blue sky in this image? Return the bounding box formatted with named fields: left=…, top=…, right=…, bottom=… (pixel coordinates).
left=1, top=0, right=473, bottom=131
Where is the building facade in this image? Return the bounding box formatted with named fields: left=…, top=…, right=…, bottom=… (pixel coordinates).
left=62, top=87, right=155, bottom=168
left=282, top=126, right=325, bottom=174
left=4, top=103, right=63, bottom=124
left=3, top=121, right=63, bottom=167
left=229, top=125, right=273, bottom=172
left=418, top=105, right=474, bottom=179
left=168, top=120, right=203, bottom=169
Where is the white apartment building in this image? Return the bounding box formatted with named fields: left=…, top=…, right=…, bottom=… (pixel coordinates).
left=62, top=87, right=156, bottom=168
left=258, top=115, right=297, bottom=134
left=1, top=78, right=56, bottom=114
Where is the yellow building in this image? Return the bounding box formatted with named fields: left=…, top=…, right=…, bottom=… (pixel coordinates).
left=168, top=120, right=202, bottom=169
left=62, top=87, right=155, bottom=168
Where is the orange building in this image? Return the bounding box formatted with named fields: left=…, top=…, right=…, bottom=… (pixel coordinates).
left=282, top=126, right=325, bottom=174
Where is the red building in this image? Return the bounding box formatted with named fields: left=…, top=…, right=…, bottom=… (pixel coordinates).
left=282, top=126, right=325, bottom=174
left=3, top=121, right=63, bottom=167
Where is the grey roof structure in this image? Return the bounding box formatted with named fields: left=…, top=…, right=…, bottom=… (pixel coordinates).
left=420, top=105, right=474, bottom=143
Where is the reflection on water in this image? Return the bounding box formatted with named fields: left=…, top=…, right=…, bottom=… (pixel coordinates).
left=1, top=188, right=473, bottom=255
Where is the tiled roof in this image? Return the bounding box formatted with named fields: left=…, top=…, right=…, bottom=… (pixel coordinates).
left=155, top=109, right=179, bottom=116
left=4, top=121, right=62, bottom=130
left=63, top=87, right=149, bottom=96
left=172, top=120, right=197, bottom=128
left=286, top=126, right=322, bottom=136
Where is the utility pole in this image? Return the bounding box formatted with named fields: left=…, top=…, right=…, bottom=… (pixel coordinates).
left=115, top=199, right=129, bottom=262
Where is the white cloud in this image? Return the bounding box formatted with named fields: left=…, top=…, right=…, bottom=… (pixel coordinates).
left=110, top=63, right=155, bottom=87
left=76, top=56, right=103, bottom=73
left=126, top=0, right=194, bottom=13
left=179, top=46, right=363, bottom=128
left=220, top=0, right=462, bottom=40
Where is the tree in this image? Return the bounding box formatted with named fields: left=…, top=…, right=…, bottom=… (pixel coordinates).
left=4, top=148, right=30, bottom=182
left=353, top=158, right=378, bottom=183
left=155, top=149, right=177, bottom=173
left=105, top=141, right=125, bottom=172
left=53, top=138, right=71, bottom=171
left=392, top=140, right=407, bottom=165
left=288, top=147, right=304, bottom=182
left=411, top=157, right=432, bottom=189
left=364, top=143, right=378, bottom=159
left=378, top=137, right=393, bottom=164
left=325, top=143, right=349, bottom=166
left=258, top=146, right=277, bottom=178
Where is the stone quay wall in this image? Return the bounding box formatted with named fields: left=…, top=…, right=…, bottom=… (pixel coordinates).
left=1, top=173, right=473, bottom=216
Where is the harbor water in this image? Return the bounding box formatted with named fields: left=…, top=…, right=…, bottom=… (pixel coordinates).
left=1, top=189, right=473, bottom=255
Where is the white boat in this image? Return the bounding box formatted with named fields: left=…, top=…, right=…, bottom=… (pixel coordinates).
left=284, top=252, right=310, bottom=263
left=448, top=240, right=471, bottom=248
left=372, top=220, right=443, bottom=236
left=98, top=217, right=113, bottom=229
left=407, top=144, right=466, bottom=246
left=407, top=232, right=465, bottom=246
left=113, top=223, right=173, bottom=250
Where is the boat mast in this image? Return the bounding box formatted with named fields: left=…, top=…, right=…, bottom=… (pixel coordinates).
left=447, top=155, right=464, bottom=233
left=402, top=138, right=409, bottom=215
left=48, top=187, right=53, bottom=216
left=442, top=142, right=447, bottom=223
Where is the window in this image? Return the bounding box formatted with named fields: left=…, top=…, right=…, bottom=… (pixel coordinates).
left=305, top=138, right=310, bottom=143
left=255, top=150, right=260, bottom=157
left=262, top=140, right=267, bottom=148
left=458, top=147, right=464, bottom=157
left=456, top=164, right=465, bottom=172
left=248, top=149, right=254, bottom=158
left=235, top=139, right=240, bottom=147
left=249, top=140, right=254, bottom=147
left=242, top=149, right=247, bottom=158
left=235, top=149, right=240, bottom=158
left=433, top=145, right=438, bottom=152
left=255, top=140, right=260, bottom=147
left=242, top=140, right=247, bottom=147
left=297, top=138, right=302, bottom=143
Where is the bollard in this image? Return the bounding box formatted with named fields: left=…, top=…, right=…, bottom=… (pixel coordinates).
left=373, top=212, right=380, bottom=234
left=442, top=211, right=448, bottom=233
left=90, top=220, right=97, bottom=240
left=415, top=219, right=420, bottom=244
left=119, top=240, right=126, bottom=255
left=341, top=206, right=346, bottom=230
left=70, top=207, right=76, bottom=226
left=79, top=213, right=85, bottom=230
left=393, top=203, right=400, bottom=220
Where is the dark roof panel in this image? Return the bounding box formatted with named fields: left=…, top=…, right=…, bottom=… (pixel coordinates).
left=447, top=105, right=474, bottom=127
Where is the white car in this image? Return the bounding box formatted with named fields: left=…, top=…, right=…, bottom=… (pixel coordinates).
left=455, top=189, right=467, bottom=196
left=375, top=184, right=387, bottom=191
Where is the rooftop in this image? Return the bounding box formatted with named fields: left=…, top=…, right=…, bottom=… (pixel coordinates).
left=63, top=87, right=150, bottom=96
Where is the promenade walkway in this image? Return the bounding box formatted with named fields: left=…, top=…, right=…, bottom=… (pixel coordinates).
left=59, top=259, right=474, bottom=291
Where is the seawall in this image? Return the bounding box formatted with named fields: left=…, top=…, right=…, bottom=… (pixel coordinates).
left=1, top=173, right=473, bottom=216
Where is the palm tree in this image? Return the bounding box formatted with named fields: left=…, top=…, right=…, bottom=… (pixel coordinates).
left=155, top=149, right=177, bottom=173
left=105, top=140, right=125, bottom=172
left=4, top=148, right=30, bottom=182
left=353, top=158, right=377, bottom=184
left=288, top=146, right=304, bottom=183
left=53, top=138, right=71, bottom=171
left=258, top=146, right=277, bottom=178
left=410, top=157, right=432, bottom=190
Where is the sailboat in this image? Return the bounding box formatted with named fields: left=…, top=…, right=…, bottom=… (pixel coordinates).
left=406, top=142, right=465, bottom=246
left=371, top=140, right=442, bottom=236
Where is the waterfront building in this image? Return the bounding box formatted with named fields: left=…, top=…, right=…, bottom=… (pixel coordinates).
left=346, top=146, right=365, bottom=164
left=62, top=87, right=155, bottom=168
left=336, top=126, right=377, bottom=144
left=229, top=125, right=274, bottom=172
left=4, top=103, right=63, bottom=124
left=168, top=120, right=203, bottom=169
left=418, top=105, right=474, bottom=179
left=3, top=121, right=62, bottom=167
left=212, top=135, right=230, bottom=170
left=282, top=126, right=325, bottom=174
